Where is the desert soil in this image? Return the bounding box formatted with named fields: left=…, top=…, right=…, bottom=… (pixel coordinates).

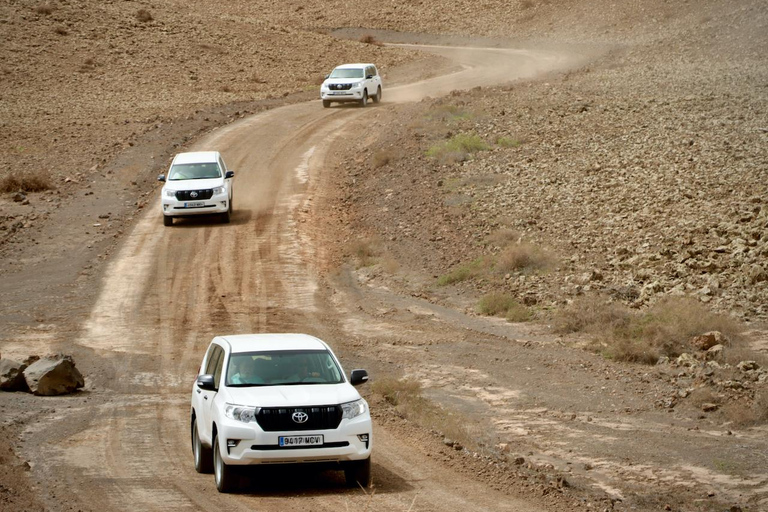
left=1, top=0, right=767, bottom=511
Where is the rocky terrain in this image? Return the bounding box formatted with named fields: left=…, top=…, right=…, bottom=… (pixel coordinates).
left=1, top=0, right=767, bottom=510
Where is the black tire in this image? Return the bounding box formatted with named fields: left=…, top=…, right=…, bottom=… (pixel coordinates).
left=192, top=417, right=213, bottom=474
left=163, top=215, right=173, bottom=226
left=221, top=200, right=232, bottom=224
left=213, top=433, right=237, bottom=493
left=322, top=100, right=331, bottom=108
left=344, top=457, right=371, bottom=488
left=373, top=86, right=381, bottom=103
left=359, top=91, right=368, bottom=108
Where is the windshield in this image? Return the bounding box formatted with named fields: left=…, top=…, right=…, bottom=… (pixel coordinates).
left=226, top=350, right=344, bottom=387
left=168, top=162, right=221, bottom=180
left=329, top=68, right=364, bottom=79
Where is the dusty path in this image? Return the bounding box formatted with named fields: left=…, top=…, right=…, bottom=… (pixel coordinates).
left=12, top=46, right=589, bottom=511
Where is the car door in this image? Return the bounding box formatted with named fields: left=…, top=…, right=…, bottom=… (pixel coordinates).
left=198, top=343, right=224, bottom=445
left=364, top=66, right=375, bottom=95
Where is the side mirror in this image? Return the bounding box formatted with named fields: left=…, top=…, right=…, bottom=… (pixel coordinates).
left=157, top=174, right=166, bottom=182
left=366, top=75, right=373, bottom=80
left=196, top=374, right=217, bottom=391
left=350, top=369, right=369, bottom=386
left=225, top=170, right=234, bottom=179
left=324, top=74, right=330, bottom=79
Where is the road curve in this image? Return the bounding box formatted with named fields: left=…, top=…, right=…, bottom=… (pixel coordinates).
left=36, top=45, right=587, bottom=511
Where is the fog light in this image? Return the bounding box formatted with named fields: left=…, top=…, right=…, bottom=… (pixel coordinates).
left=227, top=439, right=239, bottom=454
left=357, top=434, right=369, bottom=449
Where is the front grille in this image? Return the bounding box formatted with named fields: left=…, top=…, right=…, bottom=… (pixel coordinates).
left=329, top=83, right=352, bottom=91
left=251, top=441, right=349, bottom=450
left=175, top=189, right=214, bottom=201
left=256, top=406, right=342, bottom=432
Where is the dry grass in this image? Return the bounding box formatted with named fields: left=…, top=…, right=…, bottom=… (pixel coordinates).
left=425, top=104, right=473, bottom=123
left=553, top=295, right=747, bottom=364
left=486, top=228, right=520, bottom=248
left=495, top=242, right=554, bottom=273
left=505, top=302, right=532, bottom=322
left=136, top=9, right=153, bottom=22
left=477, top=292, right=518, bottom=316
left=426, top=133, right=489, bottom=164
left=495, top=136, right=521, bottom=148
left=350, top=237, right=382, bottom=268
left=371, top=377, right=475, bottom=452
left=359, top=34, right=382, bottom=46
left=437, top=257, right=489, bottom=286
left=372, top=148, right=397, bottom=168
left=54, top=26, right=68, bottom=36
left=0, top=171, right=54, bottom=193
left=35, top=4, right=54, bottom=15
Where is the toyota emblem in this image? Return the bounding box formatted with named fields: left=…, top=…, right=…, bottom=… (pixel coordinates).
left=292, top=411, right=309, bottom=424
left=190, top=191, right=199, bottom=198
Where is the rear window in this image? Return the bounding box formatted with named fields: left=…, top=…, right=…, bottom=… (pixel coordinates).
left=169, top=162, right=221, bottom=180
left=226, top=350, right=343, bottom=387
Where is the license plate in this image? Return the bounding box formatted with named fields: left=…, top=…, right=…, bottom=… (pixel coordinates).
left=184, top=201, right=205, bottom=208
left=279, top=435, right=323, bottom=447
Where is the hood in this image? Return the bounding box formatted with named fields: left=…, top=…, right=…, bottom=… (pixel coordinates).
left=324, top=77, right=364, bottom=86
left=164, top=177, right=224, bottom=191
left=223, top=383, right=361, bottom=408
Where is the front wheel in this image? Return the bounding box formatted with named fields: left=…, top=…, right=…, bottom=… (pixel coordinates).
left=344, top=457, right=371, bottom=488
left=373, top=86, right=381, bottom=103
left=163, top=215, right=173, bottom=226
left=322, top=100, right=331, bottom=108
left=192, top=418, right=213, bottom=474
left=214, top=433, right=237, bottom=493
left=359, top=91, right=368, bottom=108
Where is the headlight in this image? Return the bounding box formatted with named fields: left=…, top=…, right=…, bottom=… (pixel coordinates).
left=351, top=82, right=362, bottom=89
left=164, top=189, right=176, bottom=197
left=224, top=404, right=259, bottom=423
left=212, top=186, right=225, bottom=195
left=341, top=398, right=367, bottom=420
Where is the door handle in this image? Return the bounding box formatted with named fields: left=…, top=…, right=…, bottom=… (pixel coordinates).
left=203, top=396, right=208, bottom=400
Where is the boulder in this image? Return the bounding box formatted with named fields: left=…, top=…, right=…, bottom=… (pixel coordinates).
left=737, top=361, right=759, bottom=372
left=0, top=358, right=28, bottom=391
left=690, top=331, right=728, bottom=351
left=23, top=355, right=84, bottom=396
left=705, top=344, right=724, bottom=361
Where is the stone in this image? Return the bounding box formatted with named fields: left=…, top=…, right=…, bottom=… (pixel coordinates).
left=690, top=331, right=727, bottom=351
left=737, top=361, right=759, bottom=372
left=0, top=359, right=28, bottom=391
left=705, top=344, right=724, bottom=361
left=23, top=355, right=84, bottom=396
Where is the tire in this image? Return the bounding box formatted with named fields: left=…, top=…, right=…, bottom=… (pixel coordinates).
left=192, top=417, right=213, bottom=474
left=214, top=433, right=237, bottom=493
left=322, top=100, right=331, bottom=108
left=163, top=215, right=173, bottom=226
left=221, top=200, right=232, bottom=224
left=373, top=86, right=381, bottom=103
left=344, top=457, right=371, bottom=488
left=359, top=91, right=368, bottom=108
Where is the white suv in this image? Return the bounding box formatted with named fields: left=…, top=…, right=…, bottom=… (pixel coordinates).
left=320, top=63, right=382, bottom=108
left=190, top=333, right=373, bottom=493
left=158, top=151, right=234, bottom=226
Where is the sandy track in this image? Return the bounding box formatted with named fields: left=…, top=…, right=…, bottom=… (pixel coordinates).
left=28, top=46, right=585, bottom=511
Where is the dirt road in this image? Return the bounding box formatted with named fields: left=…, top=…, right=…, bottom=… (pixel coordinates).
left=7, top=46, right=591, bottom=512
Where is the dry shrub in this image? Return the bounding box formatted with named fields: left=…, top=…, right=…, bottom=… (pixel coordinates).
left=0, top=171, right=54, bottom=193
left=350, top=237, right=381, bottom=268
left=520, top=0, right=534, bottom=9
left=721, top=388, right=768, bottom=427
left=553, top=295, right=746, bottom=364
left=496, top=136, right=521, bottom=148
left=136, top=9, right=153, bottom=22
left=426, top=133, right=489, bottom=164
left=425, top=104, right=472, bottom=123
left=477, top=292, right=518, bottom=316
left=495, top=242, right=554, bottom=273
left=688, top=386, right=720, bottom=408
left=359, top=34, right=382, bottom=46
left=372, top=148, right=397, bottom=168
left=35, top=4, right=54, bottom=15
left=54, top=26, right=68, bottom=36
left=506, top=303, right=532, bottom=322
left=372, top=377, right=473, bottom=450
left=437, top=257, right=489, bottom=286
left=486, top=228, right=520, bottom=247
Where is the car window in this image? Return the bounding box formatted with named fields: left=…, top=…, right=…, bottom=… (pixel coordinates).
left=226, top=350, right=343, bottom=387
left=329, top=68, right=364, bottom=79
left=205, top=344, right=223, bottom=377
left=218, top=157, right=227, bottom=173
left=212, top=347, right=225, bottom=388
left=168, top=162, right=222, bottom=180
left=371, top=66, right=378, bottom=77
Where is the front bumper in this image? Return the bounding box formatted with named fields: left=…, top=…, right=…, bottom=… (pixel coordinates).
left=161, top=193, right=229, bottom=217
left=216, top=413, right=372, bottom=466
left=321, top=89, right=364, bottom=102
